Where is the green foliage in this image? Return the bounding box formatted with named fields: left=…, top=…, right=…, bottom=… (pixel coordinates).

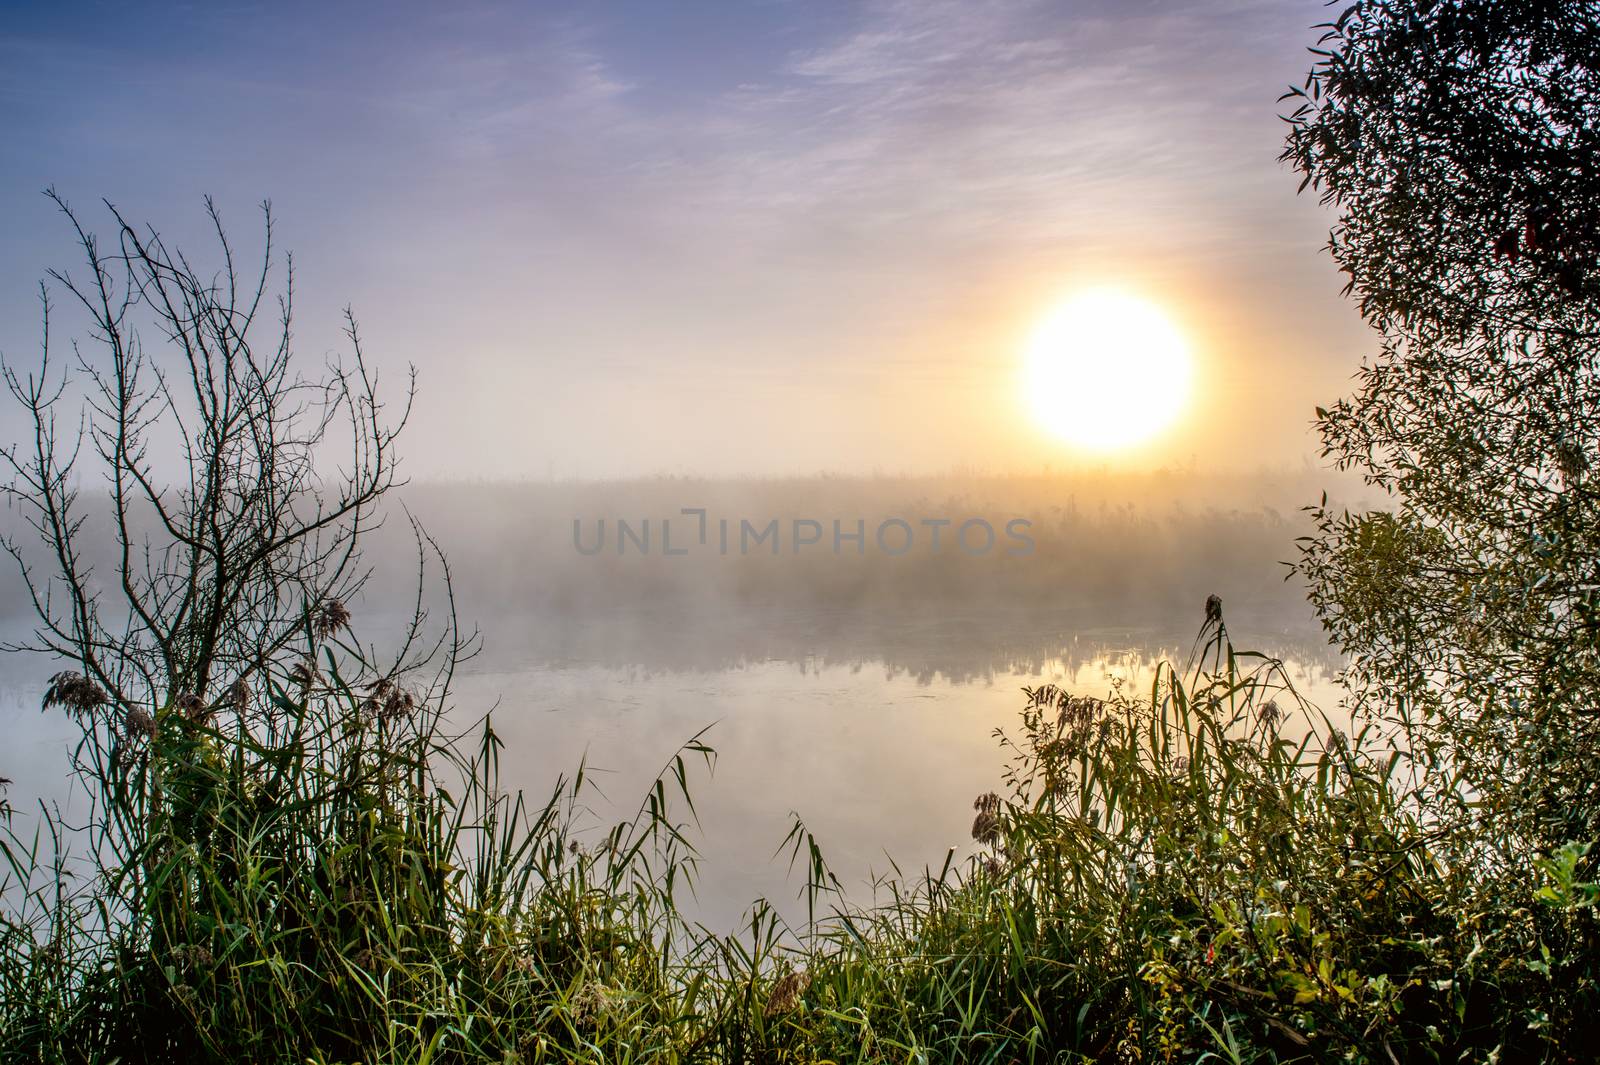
left=1284, top=0, right=1600, bottom=854
left=767, top=622, right=1599, bottom=1063
left=6, top=7, right=1600, bottom=1058
left=1, top=635, right=722, bottom=1064
left=5, top=618, right=1596, bottom=1063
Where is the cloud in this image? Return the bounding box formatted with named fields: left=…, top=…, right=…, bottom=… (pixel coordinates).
left=450, top=0, right=1318, bottom=261
left=0, top=0, right=1351, bottom=478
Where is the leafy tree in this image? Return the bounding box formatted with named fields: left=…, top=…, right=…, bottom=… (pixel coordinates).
left=1284, top=0, right=1600, bottom=854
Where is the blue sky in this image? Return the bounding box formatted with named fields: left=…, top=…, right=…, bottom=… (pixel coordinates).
left=0, top=0, right=1369, bottom=478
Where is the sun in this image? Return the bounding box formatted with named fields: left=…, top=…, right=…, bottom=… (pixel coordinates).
left=1022, top=288, right=1192, bottom=452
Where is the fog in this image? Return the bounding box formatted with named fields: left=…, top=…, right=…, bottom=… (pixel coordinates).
left=0, top=0, right=1382, bottom=925
left=1, top=468, right=1365, bottom=927
left=370, top=468, right=1359, bottom=668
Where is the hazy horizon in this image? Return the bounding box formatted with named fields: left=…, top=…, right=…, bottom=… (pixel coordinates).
left=0, top=0, right=1382, bottom=934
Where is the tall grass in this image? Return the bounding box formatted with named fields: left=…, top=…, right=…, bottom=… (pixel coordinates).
left=2, top=615, right=1594, bottom=1063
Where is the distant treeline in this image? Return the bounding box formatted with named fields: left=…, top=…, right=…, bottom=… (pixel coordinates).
left=0, top=469, right=1369, bottom=674
left=376, top=468, right=1368, bottom=639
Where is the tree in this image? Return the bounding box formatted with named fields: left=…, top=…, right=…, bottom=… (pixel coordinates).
left=1284, top=0, right=1600, bottom=855
left=0, top=195, right=470, bottom=866
left=0, top=197, right=488, bottom=1059
left=2, top=192, right=420, bottom=708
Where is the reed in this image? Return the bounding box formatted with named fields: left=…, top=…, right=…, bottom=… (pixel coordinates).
left=3, top=610, right=1592, bottom=1063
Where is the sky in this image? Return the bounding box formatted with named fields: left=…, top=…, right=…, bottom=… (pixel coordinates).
left=0, top=0, right=1371, bottom=480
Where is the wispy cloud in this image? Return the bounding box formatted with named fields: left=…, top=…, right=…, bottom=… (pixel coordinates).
left=400, top=0, right=1318, bottom=260
left=0, top=0, right=1354, bottom=478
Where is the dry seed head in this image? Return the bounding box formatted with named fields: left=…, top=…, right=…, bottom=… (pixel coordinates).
left=288, top=658, right=322, bottom=688
left=172, top=943, right=214, bottom=970
left=971, top=809, right=1003, bottom=846
left=765, top=970, right=811, bottom=1017
left=43, top=672, right=107, bottom=716
left=1060, top=696, right=1099, bottom=732
left=381, top=687, right=416, bottom=722
left=1040, top=735, right=1085, bottom=763
left=1258, top=699, right=1282, bottom=727
left=124, top=707, right=157, bottom=741
left=569, top=982, right=617, bottom=1023
left=315, top=599, right=352, bottom=640
left=363, top=678, right=417, bottom=722
left=173, top=691, right=209, bottom=723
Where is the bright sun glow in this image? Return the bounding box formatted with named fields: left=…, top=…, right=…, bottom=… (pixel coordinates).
left=1023, top=288, right=1192, bottom=452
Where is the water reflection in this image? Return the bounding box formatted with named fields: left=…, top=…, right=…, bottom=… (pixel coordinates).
left=447, top=606, right=1341, bottom=928
left=483, top=602, right=1337, bottom=682
left=2, top=604, right=1343, bottom=931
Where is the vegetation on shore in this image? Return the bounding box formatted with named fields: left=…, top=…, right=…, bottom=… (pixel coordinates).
left=5, top=0, right=1600, bottom=1060
left=4, top=611, right=1595, bottom=1063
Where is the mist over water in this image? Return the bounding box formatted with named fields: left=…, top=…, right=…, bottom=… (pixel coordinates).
left=1, top=471, right=1355, bottom=928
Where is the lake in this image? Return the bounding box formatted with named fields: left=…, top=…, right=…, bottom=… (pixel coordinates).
left=0, top=602, right=1342, bottom=931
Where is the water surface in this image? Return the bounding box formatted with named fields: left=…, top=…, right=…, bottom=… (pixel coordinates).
left=2, top=605, right=1340, bottom=930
